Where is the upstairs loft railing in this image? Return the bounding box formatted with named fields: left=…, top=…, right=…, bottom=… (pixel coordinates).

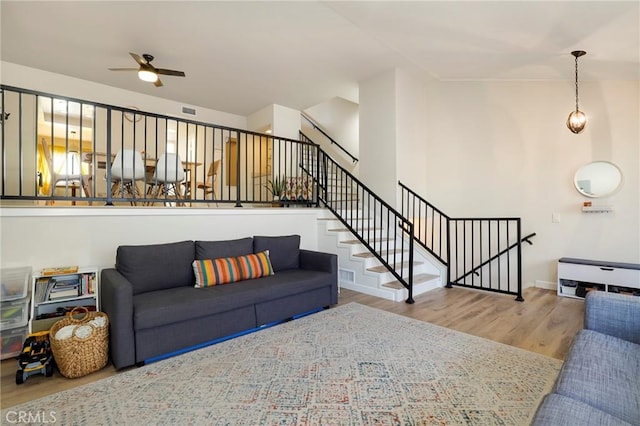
left=1, top=85, right=318, bottom=207
left=300, top=131, right=415, bottom=303
left=399, top=181, right=535, bottom=301
left=301, top=113, right=358, bottom=164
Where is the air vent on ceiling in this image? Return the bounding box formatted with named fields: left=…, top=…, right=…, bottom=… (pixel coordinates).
left=182, top=106, right=196, bottom=116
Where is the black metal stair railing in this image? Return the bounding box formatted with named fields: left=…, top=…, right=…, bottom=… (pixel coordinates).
left=301, top=113, right=358, bottom=163
left=400, top=181, right=533, bottom=301
left=300, top=131, right=416, bottom=303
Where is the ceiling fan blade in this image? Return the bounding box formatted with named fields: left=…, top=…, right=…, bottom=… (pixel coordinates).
left=108, top=67, right=138, bottom=72
left=155, top=69, right=186, bottom=77
left=129, top=52, right=147, bottom=66
left=154, top=78, right=163, bottom=88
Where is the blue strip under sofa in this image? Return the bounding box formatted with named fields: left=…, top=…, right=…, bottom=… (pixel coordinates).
left=531, top=291, right=640, bottom=426
left=100, top=235, right=338, bottom=369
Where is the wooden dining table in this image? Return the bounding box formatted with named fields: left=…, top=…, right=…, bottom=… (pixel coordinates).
left=81, top=152, right=202, bottom=199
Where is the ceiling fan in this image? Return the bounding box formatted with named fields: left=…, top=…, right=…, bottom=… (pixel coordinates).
left=108, top=52, right=185, bottom=87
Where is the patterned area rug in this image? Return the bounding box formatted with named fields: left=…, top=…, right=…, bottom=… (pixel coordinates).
left=3, top=303, right=561, bottom=425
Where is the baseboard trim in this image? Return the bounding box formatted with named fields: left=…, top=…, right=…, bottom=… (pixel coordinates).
left=533, top=280, right=557, bottom=290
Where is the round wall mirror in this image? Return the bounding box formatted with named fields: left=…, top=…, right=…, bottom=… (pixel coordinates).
left=574, top=161, right=623, bottom=198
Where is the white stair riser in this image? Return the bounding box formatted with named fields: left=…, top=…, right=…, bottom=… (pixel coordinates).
left=318, top=211, right=444, bottom=302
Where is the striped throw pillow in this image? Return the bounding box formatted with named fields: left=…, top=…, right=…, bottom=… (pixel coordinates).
left=193, top=251, right=274, bottom=288
left=237, top=250, right=274, bottom=280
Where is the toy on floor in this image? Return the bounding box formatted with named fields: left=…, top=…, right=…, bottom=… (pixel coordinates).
left=15, top=331, right=54, bottom=384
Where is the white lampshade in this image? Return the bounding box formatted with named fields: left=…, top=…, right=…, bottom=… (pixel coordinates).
left=138, top=69, right=158, bottom=83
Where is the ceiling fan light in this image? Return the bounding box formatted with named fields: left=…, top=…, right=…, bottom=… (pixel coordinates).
left=138, top=69, right=158, bottom=83
left=567, top=110, right=587, bottom=134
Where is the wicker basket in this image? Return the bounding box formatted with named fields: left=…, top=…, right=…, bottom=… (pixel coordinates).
left=50, top=307, right=109, bottom=378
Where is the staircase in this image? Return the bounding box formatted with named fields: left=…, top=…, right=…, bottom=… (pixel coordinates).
left=301, top=126, right=530, bottom=302
left=298, top=128, right=445, bottom=303
left=317, top=210, right=443, bottom=301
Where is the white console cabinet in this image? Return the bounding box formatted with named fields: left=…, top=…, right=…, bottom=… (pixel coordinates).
left=557, top=258, right=640, bottom=299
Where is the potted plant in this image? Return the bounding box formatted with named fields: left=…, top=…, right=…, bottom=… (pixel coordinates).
left=265, top=175, right=285, bottom=206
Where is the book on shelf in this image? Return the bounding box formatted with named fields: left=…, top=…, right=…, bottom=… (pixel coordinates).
left=41, top=266, right=78, bottom=276
left=34, top=273, right=95, bottom=303
left=34, top=277, right=51, bottom=304
left=48, top=281, right=81, bottom=299
left=84, top=274, right=96, bottom=295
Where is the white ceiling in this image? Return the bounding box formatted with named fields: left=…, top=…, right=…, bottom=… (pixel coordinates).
left=2, top=1, right=638, bottom=116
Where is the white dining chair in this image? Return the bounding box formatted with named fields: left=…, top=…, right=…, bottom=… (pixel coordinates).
left=110, top=149, right=146, bottom=204
left=149, top=153, right=185, bottom=205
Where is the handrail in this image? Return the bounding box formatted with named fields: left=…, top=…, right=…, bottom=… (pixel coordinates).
left=452, top=232, right=536, bottom=285
left=301, top=113, right=358, bottom=163
left=301, top=131, right=415, bottom=303
left=399, top=180, right=531, bottom=301
left=399, top=181, right=449, bottom=265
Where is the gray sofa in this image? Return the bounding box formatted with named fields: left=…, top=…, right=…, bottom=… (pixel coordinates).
left=100, top=235, right=338, bottom=369
left=532, top=291, right=640, bottom=426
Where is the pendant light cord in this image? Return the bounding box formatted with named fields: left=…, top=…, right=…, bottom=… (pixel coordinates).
left=574, top=55, right=580, bottom=112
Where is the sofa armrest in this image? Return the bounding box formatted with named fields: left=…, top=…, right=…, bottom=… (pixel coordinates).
left=584, top=291, right=640, bottom=345
left=299, top=249, right=338, bottom=305
left=100, top=268, right=136, bottom=369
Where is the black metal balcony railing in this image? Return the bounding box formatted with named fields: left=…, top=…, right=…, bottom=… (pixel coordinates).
left=1, top=85, right=318, bottom=207
left=400, top=181, right=534, bottom=301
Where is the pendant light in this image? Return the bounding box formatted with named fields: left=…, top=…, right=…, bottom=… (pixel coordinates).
left=567, top=50, right=587, bottom=134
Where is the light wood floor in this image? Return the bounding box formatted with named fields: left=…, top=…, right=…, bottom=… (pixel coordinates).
left=0, top=286, right=584, bottom=409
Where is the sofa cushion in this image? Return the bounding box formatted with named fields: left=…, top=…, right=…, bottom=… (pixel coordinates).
left=133, top=286, right=258, bottom=331
left=195, top=237, right=253, bottom=260
left=116, top=240, right=195, bottom=295
left=253, top=235, right=300, bottom=271
left=554, top=329, right=640, bottom=425
left=192, top=251, right=273, bottom=287
left=532, top=394, right=633, bottom=426
left=133, top=269, right=331, bottom=330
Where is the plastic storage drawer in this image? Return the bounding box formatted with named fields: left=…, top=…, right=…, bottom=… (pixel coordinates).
left=1, top=267, right=32, bottom=301
left=1, top=297, right=30, bottom=330
left=1, top=325, right=27, bottom=360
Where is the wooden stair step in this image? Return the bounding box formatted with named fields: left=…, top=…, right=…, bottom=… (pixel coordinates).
left=367, top=261, right=424, bottom=273
left=328, top=227, right=380, bottom=233
left=353, top=249, right=407, bottom=258
left=340, top=237, right=390, bottom=245
left=381, top=273, right=439, bottom=289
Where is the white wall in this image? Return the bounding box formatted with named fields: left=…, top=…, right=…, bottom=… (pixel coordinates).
left=247, top=105, right=273, bottom=133
left=272, top=104, right=301, bottom=140
left=358, top=68, right=430, bottom=207
left=421, top=80, right=639, bottom=285
left=395, top=69, right=429, bottom=201
left=1, top=62, right=246, bottom=129
left=246, top=104, right=300, bottom=140
left=359, top=69, right=397, bottom=202
left=0, top=208, right=320, bottom=271
left=304, top=97, right=360, bottom=164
